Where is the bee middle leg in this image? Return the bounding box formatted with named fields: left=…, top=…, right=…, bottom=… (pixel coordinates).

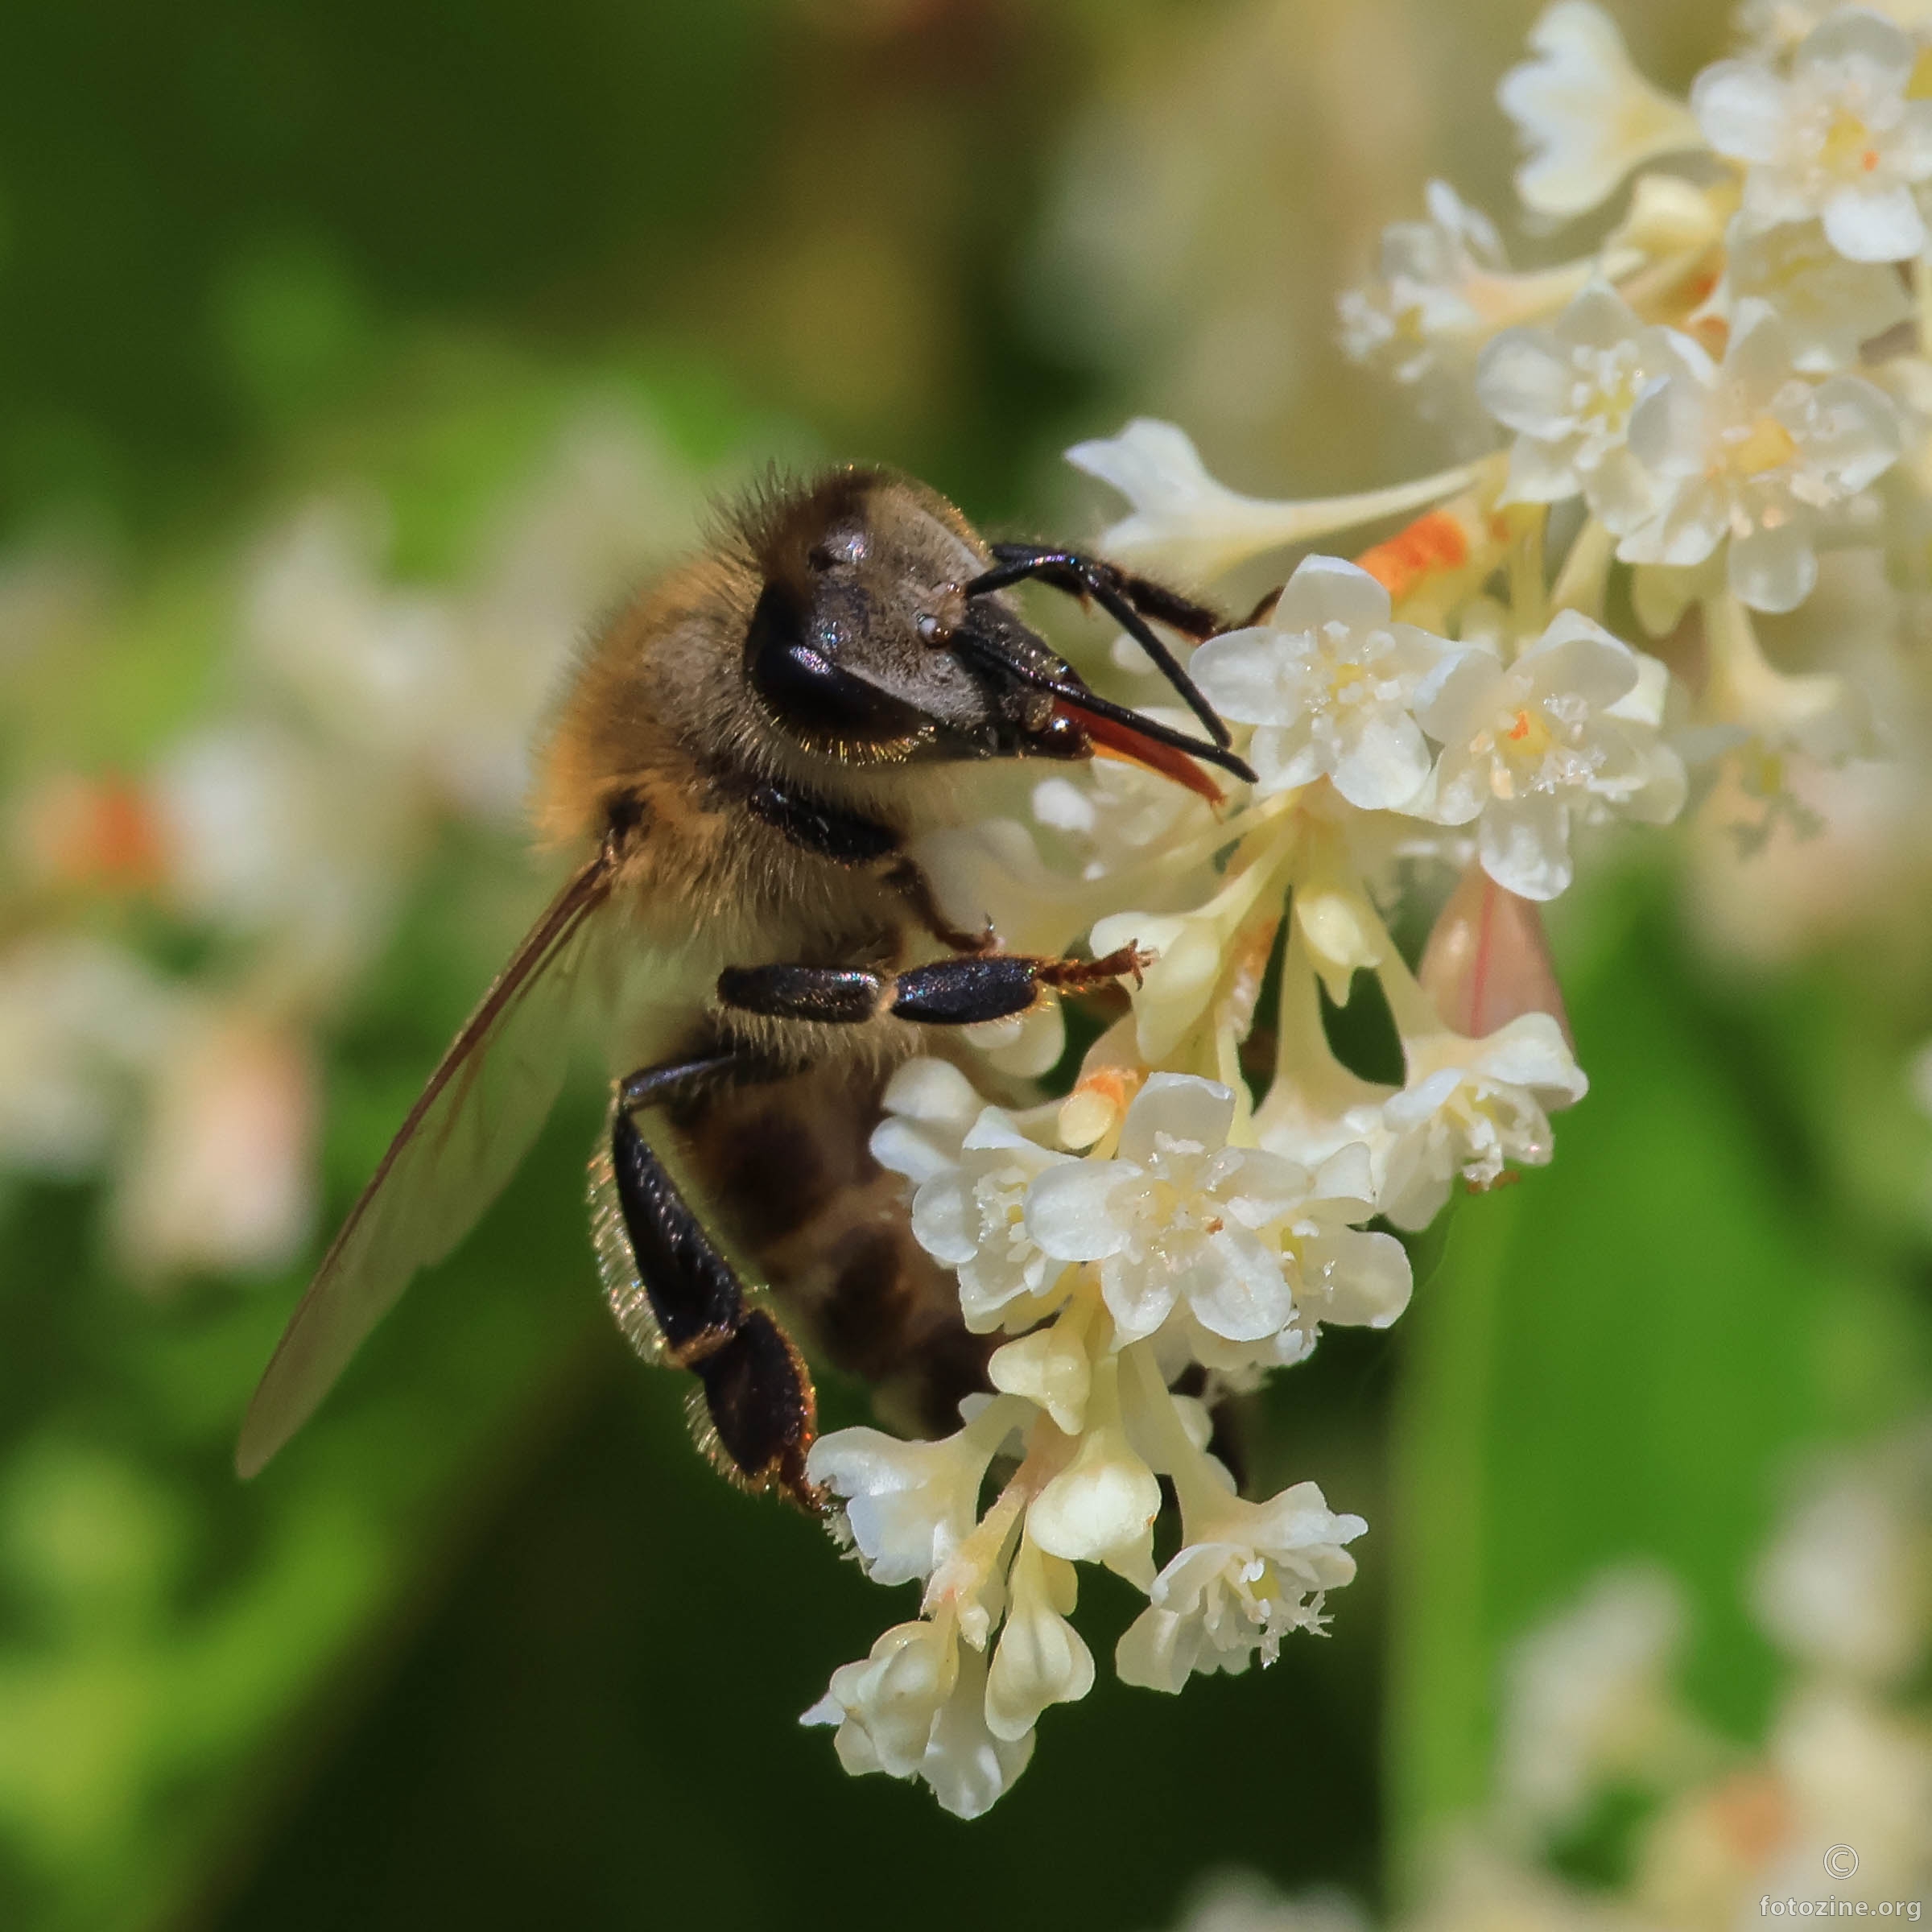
left=601, top=1050, right=823, bottom=1512
left=715, top=946, right=1145, bottom=1029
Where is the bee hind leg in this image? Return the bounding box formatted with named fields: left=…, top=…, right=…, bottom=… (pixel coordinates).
left=597, top=1059, right=821, bottom=1512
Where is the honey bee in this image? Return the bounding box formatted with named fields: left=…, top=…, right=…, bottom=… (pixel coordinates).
left=236, top=468, right=1253, bottom=1509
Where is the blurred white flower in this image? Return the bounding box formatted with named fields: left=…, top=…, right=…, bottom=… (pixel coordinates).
left=1618, top=301, right=1900, bottom=612
left=1065, top=417, right=1474, bottom=580
left=1695, top=8, right=1932, bottom=261
left=244, top=498, right=464, bottom=773
left=1116, top=1480, right=1364, bottom=1691
left=1339, top=183, right=1510, bottom=386
left=1752, top=1430, right=1932, bottom=1686
left=110, top=1008, right=317, bottom=1282
left=152, top=723, right=406, bottom=1008
left=1761, top=1682, right=1932, bottom=1903
left=1380, top=1014, right=1591, bottom=1231
left=1476, top=285, right=1706, bottom=523
left=1167, top=1872, right=1369, bottom=1932
left=0, top=937, right=179, bottom=1177
left=1191, top=556, right=1462, bottom=811
left=1723, top=217, right=1913, bottom=371
left=1419, top=613, right=1687, bottom=901
left=1498, top=2, right=1703, bottom=219
left=1496, top=1566, right=1693, bottom=1839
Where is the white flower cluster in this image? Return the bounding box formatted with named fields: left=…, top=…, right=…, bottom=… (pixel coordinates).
left=804, top=0, right=1932, bottom=1818
left=1157, top=1419, right=1932, bottom=1932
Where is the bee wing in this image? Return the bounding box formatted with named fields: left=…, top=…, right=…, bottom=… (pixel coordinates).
left=236, top=848, right=618, bottom=1476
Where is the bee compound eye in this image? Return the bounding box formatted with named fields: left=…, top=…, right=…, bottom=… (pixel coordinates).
left=742, top=580, right=929, bottom=749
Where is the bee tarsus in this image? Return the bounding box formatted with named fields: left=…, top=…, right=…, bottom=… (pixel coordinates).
left=605, top=1097, right=822, bottom=1512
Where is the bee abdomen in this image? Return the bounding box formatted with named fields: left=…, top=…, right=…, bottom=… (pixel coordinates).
left=679, top=1059, right=993, bottom=1438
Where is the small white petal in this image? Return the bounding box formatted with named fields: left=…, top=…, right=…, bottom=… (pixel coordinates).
left=1728, top=522, right=1816, bottom=614
left=1692, top=60, right=1790, bottom=163
left=1822, top=181, right=1926, bottom=262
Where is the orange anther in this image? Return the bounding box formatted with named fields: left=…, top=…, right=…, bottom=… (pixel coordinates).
left=29, top=772, right=168, bottom=891
left=1354, top=508, right=1471, bottom=603
left=1506, top=708, right=1533, bottom=741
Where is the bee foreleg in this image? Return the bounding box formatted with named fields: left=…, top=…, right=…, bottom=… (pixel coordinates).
left=967, top=543, right=1232, bottom=747
left=715, top=946, right=1146, bottom=1029
left=601, top=1080, right=821, bottom=1512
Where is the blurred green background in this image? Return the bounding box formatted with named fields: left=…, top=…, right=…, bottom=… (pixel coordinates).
left=0, top=1, right=1926, bottom=1927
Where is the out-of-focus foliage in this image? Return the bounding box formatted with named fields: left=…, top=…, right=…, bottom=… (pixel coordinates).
left=0, top=0, right=1926, bottom=1928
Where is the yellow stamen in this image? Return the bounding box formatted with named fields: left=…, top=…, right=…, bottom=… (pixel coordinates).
left=1727, top=415, right=1798, bottom=478
left=1819, top=108, right=1876, bottom=176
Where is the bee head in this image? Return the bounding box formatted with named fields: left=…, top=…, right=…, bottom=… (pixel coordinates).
left=736, top=469, right=1245, bottom=799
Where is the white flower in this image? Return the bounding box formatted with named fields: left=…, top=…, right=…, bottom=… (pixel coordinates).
left=1761, top=1683, right=1932, bottom=1902
left=1116, top=1481, right=1364, bottom=1692
left=1496, top=1566, right=1691, bottom=1838
left=0, top=936, right=179, bottom=1176
left=984, top=1534, right=1095, bottom=1741
left=1724, top=217, right=1913, bottom=372
left=153, top=722, right=406, bottom=1005
left=110, top=1008, right=317, bottom=1281
left=1089, top=899, right=1264, bottom=1067
left=1338, top=182, right=1509, bottom=385
left=1275, top=1144, right=1414, bottom=1339
left=806, top=1405, right=1022, bottom=1588
left=1476, top=285, right=1707, bottom=523
left=1024, top=1075, right=1304, bottom=1347
left=1379, top=1013, right=1591, bottom=1229
left=1032, top=708, right=1220, bottom=885
left=868, top=1056, right=982, bottom=1184
left=1190, top=556, right=1462, bottom=810
left=1064, top=417, right=1475, bottom=580
left=800, top=1613, right=1032, bottom=1819
left=1752, top=1431, right=1932, bottom=1686
left=872, top=1059, right=1075, bottom=1331
left=989, top=1315, right=1094, bottom=1435
left=1618, top=301, right=1900, bottom=612
left=1695, top=8, right=1932, bottom=261
left=1026, top=1352, right=1163, bottom=1576
left=1498, top=2, right=1703, bottom=218
left=1418, top=613, right=1688, bottom=901
left=906, top=1107, right=1074, bottom=1334
left=1168, top=1140, right=1413, bottom=1374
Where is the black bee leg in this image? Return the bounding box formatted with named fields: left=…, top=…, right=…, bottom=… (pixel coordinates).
left=716, top=945, right=1146, bottom=1030
left=599, top=1054, right=822, bottom=1512
left=741, top=778, right=993, bottom=953
left=964, top=543, right=1233, bottom=747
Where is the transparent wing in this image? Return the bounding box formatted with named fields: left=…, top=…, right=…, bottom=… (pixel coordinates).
left=237, top=850, right=617, bottom=1476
